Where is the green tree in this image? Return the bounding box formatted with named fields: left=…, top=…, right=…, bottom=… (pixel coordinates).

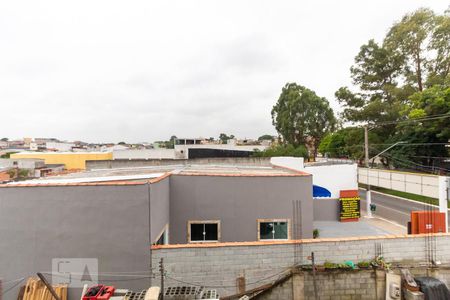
left=427, top=9, right=450, bottom=86
left=318, top=127, right=382, bottom=163
left=1, top=138, right=8, bottom=142
left=335, top=8, right=450, bottom=169
left=387, top=85, right=450, bottom=171
left=385, top=8, right=436, bottom=91
left=252, top=144, right=308, bottom=159
left=271, top=83, right=336, bottom=159
left=336, top=40, right=406, bottom=128
left=257, top=134, right=274, bottom=141
left=219, top=133, right=235, bottom=144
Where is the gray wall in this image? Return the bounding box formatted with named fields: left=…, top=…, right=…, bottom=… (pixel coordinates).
left=150, top=177, right=170, bottom=242
left=86, top=157, right=272, bottom=170
left=152, top=234, right=450, bottom=297
left=0, top=184, right=152, bottom=300
left=313, top=199, right=339, bottom=221
left=169, top=174, right=313, bottom=243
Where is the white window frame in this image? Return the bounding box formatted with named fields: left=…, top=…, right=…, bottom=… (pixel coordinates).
left=257, top=219, right=291, bottom=241
left=187, top=220, right=221, bottom=243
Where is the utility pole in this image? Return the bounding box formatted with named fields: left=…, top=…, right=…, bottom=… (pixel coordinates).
left=364, top=125, right=372, bottom=218
left=159, top=258, right=164, bottom=300
left=311, top=252, right=318, bottom=300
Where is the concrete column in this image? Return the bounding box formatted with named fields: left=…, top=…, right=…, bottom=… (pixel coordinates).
left=292, top=272, right=304, bottom=300
left=375, top=269, right=386, bottom=300
left=438, top=176, right=449, bottom=233
left=366, top=190, right=373, bottom=218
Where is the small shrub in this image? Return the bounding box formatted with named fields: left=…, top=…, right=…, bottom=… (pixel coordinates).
left=313, top=229, right=320, bottom=239
left=371, top=256, right=391, bottom=270
left=357, top=261, right=371, bottom=268
left=323, top=261, right=339, bottom=269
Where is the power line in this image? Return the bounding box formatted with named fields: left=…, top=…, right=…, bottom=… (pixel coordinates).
left=368, top=113, right=450, bottom=127
left=1, top=278, right=25, bottom=296
left=164, top=267, right=290, bottom=289
left=372, top=150, right=450, bottom=173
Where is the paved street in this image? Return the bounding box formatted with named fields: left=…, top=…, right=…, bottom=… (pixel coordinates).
left=359, top=189, right=448, bottom=228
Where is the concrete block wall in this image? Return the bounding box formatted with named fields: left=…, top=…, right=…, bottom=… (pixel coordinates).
left=151, top=234, right=450, bottom=297
left=303, top=271, right=376, bottom=300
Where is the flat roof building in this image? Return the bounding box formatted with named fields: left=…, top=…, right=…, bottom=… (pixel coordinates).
left=0, top=162, right=313, bottom=298
left=10, top=151, right=113, bottom=169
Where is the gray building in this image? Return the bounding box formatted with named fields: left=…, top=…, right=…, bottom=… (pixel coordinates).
left=0, top=163, right=313, bottom=299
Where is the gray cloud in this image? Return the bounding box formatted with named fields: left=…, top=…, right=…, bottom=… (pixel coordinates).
left=0, top=0, right=448, bottom=142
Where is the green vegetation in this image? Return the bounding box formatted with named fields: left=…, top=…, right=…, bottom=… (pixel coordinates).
left=313, top=228, right=320, bottom=239
left=323, top=261, right=339, bottom=270
left=252, top=144, right=308, bottom=159
left=219, top=133, right=235, bottom=144
left=7, top=169, right=29, bottom=180
left=257, top=134, right=274, bottom=141
left=0, top=152, right=17, bottom=159
left=357, top=261, right=371, bottom=269
left=320, top=8, right=450, bottom=171
left=155, top=135, right=177, bottom=149
left=271, top=83, right=337, bottom=160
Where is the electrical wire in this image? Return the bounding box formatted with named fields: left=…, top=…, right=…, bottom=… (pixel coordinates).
left=367, top=113, right=450, bottom=127
left=2, top=277, right=27, bottom=285
left=372, top=149, right=450, bottom=173
left=41, top=272, right=154, bottom=281
left=1, top=277, right=25, bottom=296
left=164, top=266, right=290, bottom=289
left=368, top=144, right=449, bottom=171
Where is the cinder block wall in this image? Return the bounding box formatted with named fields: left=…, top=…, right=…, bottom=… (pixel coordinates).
left=152, top=234, right=450, bottom=297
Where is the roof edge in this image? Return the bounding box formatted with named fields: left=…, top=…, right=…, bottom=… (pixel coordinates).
left=151, top=232, right=450, bottom=250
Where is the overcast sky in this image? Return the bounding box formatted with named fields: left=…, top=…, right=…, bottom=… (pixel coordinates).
left=1, top=1, right=448, bottom=143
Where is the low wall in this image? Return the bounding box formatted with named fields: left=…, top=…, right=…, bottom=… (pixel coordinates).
left=358, top=167, right=440, bottom=198
left=257, top=268, right=450, bottom=300
left=313, top=199, right=339, bottom=221
left=86, top=157, right=272, bottom=170
left=151, top=234, right=450, bottom=297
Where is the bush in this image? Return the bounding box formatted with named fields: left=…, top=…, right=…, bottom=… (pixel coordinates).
left=313, top=229, right=319, bottom=239
left=323, top=261, right=339, bottom=269
left=252, top=144, right=308, bottom=158
left=357, top=261, right=371, bottom=268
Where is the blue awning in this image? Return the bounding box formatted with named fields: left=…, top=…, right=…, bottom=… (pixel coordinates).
left=313, top=185, right=331, bottom=198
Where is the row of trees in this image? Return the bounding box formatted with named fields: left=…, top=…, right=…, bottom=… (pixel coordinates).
left=269, top=8, right=449, bottom=170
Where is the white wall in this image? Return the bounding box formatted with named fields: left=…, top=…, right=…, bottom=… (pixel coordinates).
left=113, top=149, right=178, bottom=160
left=270, top=157, right=358, bottom=199
left=46, top=142, right=75, bottom=151
left=306, top=164, right=358, bottom=199
left=270, top=157, right=304, bottom=170
left=358, top=167, right=440, bottom=198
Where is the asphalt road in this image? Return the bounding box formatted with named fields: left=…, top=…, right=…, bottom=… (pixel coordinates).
left=359, top=189, right=448, bottom=228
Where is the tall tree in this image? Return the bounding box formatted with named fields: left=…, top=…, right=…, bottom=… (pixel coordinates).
left=427, top=9, right=450, bottom=86
left=384, top=8, right=435, bottom=91
left=336, top=39, right=405, bottom=125
left=271, top=83, right=336, bottom=159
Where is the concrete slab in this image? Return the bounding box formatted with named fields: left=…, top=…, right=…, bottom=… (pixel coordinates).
left=313, top=214, right=406, bottom=238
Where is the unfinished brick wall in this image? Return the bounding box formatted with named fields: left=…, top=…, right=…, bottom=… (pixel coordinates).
left=257, top=270, right=377, bottom=300
left=256, top=268, right=450, bottom=300
left=151, top=234, right=450, bottom=297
